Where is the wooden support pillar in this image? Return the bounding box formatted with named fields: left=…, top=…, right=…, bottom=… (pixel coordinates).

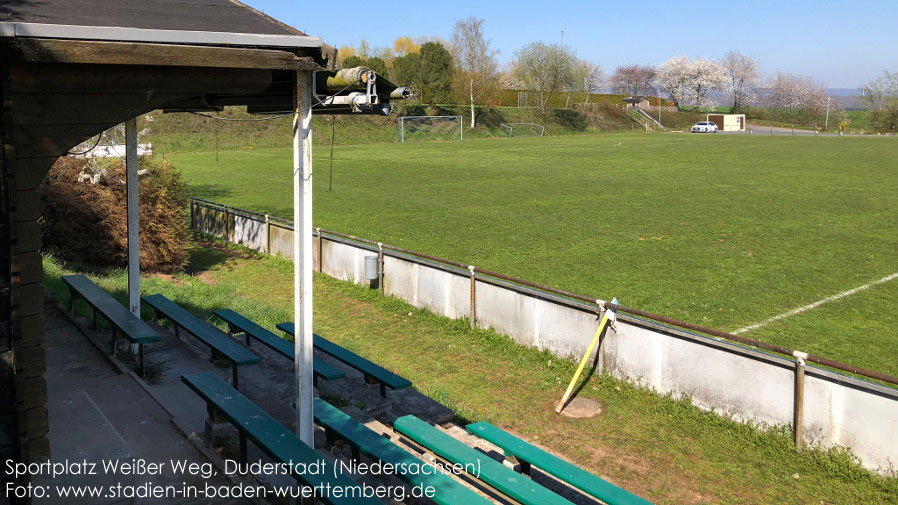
left=293, top=70, right=314, bottom=446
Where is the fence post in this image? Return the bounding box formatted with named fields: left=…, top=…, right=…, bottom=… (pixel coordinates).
left=377, top=243, right=384, bottom=295
left=189, top=199, right=195, bottom=231
left=468, top=265, right=476, bottom=328
left=316, top=227, right=323, bottom=273
left=264, top=215, right=271, bottom=253
left=793, top=351, right=807, bottom=449
left=223, top=206, right=230, bottom=241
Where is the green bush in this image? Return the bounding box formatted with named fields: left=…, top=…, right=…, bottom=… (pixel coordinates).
left=553, top=108, right=586, bottom=131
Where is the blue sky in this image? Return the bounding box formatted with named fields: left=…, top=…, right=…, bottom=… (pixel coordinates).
left=247, top=0, right=896, bottom=88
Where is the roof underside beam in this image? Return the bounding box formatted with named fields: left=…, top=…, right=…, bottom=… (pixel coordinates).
left=1, top=38, right=327, bottom=71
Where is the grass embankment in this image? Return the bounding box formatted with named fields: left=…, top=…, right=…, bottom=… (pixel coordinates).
left=41, top=247, right=897, bottom=505
left=144, top=104, right=644, bottom=154
left=170, top=134, right=898, bottom=380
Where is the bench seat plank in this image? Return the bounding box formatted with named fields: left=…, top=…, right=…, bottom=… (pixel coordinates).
left=181, top=372, right=379, bottom=505
left=143, top=294, right=259, bottom=366
left=214, top=309, right=344, bottom=381
left=277, top=322, right=411, bottom=391
left=467, top=422, right=653, bottom=505
left=313, top=398, right=492, bottom=505
left=62, top=274, right=159, bottom=345
left=395, top=415, right=575, bottom=505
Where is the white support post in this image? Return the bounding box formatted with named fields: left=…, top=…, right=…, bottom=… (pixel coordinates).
left=125, top=119, right=140, bottom=318
left=293, top=71, right=315, bottom=445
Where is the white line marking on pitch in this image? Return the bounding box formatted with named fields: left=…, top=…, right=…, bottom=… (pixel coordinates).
left=733, top=271, right=898, bottom=334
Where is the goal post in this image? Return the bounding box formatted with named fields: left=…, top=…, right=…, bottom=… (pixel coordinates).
left=499, top=123, right=545, bottom=138
left=398, top=116, right=463, bottom=143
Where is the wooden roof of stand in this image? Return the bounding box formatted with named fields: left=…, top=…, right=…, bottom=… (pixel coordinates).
left=1, top=0, right=304, bottom=37
left=0, top=0, right=337, bottom=160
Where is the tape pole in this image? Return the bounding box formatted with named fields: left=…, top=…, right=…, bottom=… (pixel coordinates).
left=556, top=297, right=617, bottom=413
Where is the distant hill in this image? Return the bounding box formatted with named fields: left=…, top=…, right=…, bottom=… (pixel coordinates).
left=826, top=88, right=865, bottom=110
left=826, top=88, right=860, bottom=97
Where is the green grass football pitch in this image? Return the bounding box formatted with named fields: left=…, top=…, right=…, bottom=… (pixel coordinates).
left=171, top=133, right=898, bottom=379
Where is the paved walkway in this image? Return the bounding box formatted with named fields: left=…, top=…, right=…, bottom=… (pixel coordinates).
left=36, top=304, right=249, bottom=505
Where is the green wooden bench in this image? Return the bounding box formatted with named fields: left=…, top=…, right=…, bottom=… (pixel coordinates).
left=313, top=398, right=492, bottom=505
left=213, top=309, right=345, bottom=386
left=62, top=274, right=160, bottom=377
left=394, top=415, right=576, bottom=505
left=181, top=372, right=379, bottom=505
left=467, top=422, right=653, bottom=505
left=277, top=322, right=412, bottom=397
left=143, top=294, right=259, bottom=387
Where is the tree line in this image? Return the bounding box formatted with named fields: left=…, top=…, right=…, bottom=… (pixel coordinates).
left=337, top=17, right=889, bottom=130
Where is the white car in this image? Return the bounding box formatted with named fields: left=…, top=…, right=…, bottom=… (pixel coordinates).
left=691, top=121, right=718, bottom=133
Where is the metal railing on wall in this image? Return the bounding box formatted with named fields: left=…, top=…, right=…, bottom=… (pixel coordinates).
left=188, top=197, right=898, bottom=390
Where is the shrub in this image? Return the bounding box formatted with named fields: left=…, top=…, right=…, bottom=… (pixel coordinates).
left=40, top=156, right=189, bottom=273
left=552, top=108, right=586, bottom=131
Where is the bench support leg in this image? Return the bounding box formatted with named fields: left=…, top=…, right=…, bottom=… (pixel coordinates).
left=519, top=460, right=531, bottom=477
left=204, top=406, right=231, bottom=448
left=232, top=365, right=239, bottom=390
left=173, top=324, right=180, bottom=340
left=365, top=374, right=388, bottom=398
left=239, top=433, right=247, bottom=464
left=67, top=291, right=77, bottom=313
left=138, top=344, right=146, bottom=378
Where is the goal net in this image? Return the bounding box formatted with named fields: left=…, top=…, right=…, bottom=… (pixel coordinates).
left=398, top=116, right=463, bottom=143
left=499, top=123, right=545, bottom=138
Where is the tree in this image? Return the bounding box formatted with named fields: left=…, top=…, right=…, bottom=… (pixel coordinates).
left=764, top=73, right=830, bottom=125
left=418, top=42, right=453, bottom=105
left=511, top=42, right=578, bottom=114
left=341, top=55, right=365, bottom=69
left=689, top=58, right=727, bottom=109
left=365, top=57, right=388, bottom=78
left=655, top=56, right=691, bottom=107
left=357, top=39, right=371, bottom=58
left=450, top=16, right=498, bottom=127
left=337, top=45, right=356, bottom=66
left=860, top=71, right=898, bottom=131
left=656, top=56, right=726, bottom=109
left=720, top=50, right=760, bottom=112
left=576, top=60, right=604, bottom=104
left=390, top=53, right=421, bottom=93
left=609, top=65, right=656, bottom=96
left=392, top=36, right=420, bottom=57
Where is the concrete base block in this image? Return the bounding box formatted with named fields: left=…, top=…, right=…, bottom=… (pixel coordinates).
left=203, top=418, right=234, bottom=448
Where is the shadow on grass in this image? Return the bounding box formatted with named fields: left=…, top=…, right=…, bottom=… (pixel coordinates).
left=184, top=243, right=231, bottom=274
left=187, top=183, right=235, bottom=202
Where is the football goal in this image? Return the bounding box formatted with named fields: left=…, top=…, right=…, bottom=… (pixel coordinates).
left=398, top=116, right=463, bottom=143
left=499, top=123, right=545, bottom=138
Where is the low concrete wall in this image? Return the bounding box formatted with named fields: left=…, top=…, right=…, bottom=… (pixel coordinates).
left=188, top=198, right=898, bottom=474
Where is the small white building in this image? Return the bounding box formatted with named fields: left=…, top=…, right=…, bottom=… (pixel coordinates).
left=706, top=114, right=746, bottom=131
